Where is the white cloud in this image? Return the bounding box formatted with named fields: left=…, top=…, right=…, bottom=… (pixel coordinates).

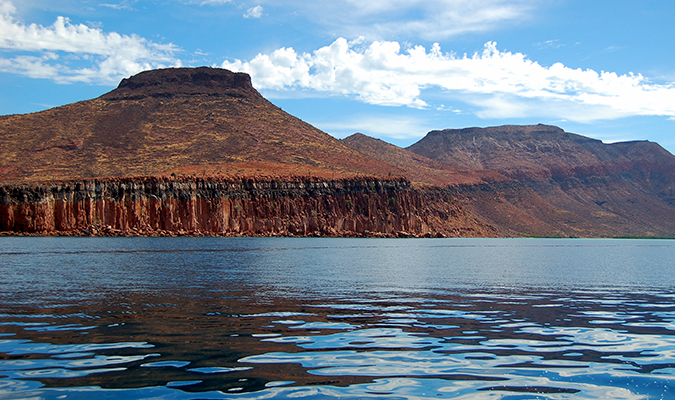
left=244, top=5, right=263, bottom=18
left=253, top=0, right=536, bottom=40
left=100, top=3, right=135, bottom=11
left=223, top=38, right=428, bottom=108
left=222, top=38, right=675, bottom=123
left=318, top=115, right=432, bottom=139
left=535, top=39, right=563, bottom=50
left=0, top=0, right=181, bottom=84
left=198, top=0, right=232, bottom=4
left=0, top=0, right=15, bottom=14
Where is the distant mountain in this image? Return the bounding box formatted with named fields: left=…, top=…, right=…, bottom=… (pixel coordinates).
left=0, top=67, right=400, bottom=184
left=408, top=124, right=675, bottom=184
left=404, top=124, right=675, bottom=237
left=342, top=133, right=505, bottom=187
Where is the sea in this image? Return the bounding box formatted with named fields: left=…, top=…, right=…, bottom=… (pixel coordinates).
left=1, top=237, right=674, bottom=399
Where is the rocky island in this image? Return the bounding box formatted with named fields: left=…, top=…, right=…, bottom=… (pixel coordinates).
left=1, top=67, right=675, bottom=237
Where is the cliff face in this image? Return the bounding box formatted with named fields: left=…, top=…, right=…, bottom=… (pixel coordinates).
left=0, top=177, right=494, bottom=237
left=3, top=66, right=674, bottom=238
left=103, top=67, right=256, bottom=100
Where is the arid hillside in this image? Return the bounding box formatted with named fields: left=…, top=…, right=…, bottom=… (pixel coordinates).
left=1, top=67, right=675, bottom=237
left=0, top=67, right=494, bottom=237
left=408, top=124, right=675, bottom=185
left=402, top=125, right=675, bottom=237
left=342, top=133, right=505, bottom=187
left=0, top=67, right=401, bottom=184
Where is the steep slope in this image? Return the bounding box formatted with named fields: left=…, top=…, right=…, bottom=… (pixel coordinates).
left=0, top=67, right=401, bottom=184
left=407, top=125, right=675, bottom=237
left=0, top=176, right=495, bottom=237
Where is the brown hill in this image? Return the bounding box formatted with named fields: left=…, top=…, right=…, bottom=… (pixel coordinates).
left=405, top=125, right=675, bottom=237
left=342, top=133, right=505, bottom=187
left=407, top=124, right=675, bottom=184
left=0, top=67, right=401, bottom=184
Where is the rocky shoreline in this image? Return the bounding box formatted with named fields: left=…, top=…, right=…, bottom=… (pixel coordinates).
left=0, top=176, right=495, bottom=238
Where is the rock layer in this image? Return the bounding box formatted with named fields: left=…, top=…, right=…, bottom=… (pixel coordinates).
left=0, top=177, right=494, bottom=237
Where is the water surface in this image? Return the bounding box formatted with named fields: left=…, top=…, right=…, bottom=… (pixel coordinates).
left=1, top=237, right=674, bottom=399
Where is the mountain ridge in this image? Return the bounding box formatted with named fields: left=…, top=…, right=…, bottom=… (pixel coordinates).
left=397, top=124, right=675, bottom=236
left=407, top=124, right=675, bottom=183
left=1, top=67, right=675, bottom=237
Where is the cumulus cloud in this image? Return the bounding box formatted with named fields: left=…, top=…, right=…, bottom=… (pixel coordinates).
left=244, top=5, right=263, bottom=18
left=0, top=0, right=14, bottom=14
left=222, top=38, right=675, bottom=122
left=0, top=0, right=181, bottom=84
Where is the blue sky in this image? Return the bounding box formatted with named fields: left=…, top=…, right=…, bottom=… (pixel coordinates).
left=1, top=1, right=675, bottom=153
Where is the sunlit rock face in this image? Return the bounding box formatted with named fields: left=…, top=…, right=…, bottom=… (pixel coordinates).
left=0, top=177, right=494, bottom=238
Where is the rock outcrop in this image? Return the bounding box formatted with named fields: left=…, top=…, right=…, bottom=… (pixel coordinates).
left=0, top=177, right=494, bottom=237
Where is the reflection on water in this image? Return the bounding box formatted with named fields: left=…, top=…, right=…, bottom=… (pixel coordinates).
left=0, top=237, right=674, bottom=399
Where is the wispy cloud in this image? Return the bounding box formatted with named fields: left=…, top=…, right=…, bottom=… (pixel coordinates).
left=535, top=39, right=564, bottom=50
left=318, top=114, right=432, bottom=139
left=0, top=0, right=181, bottom=84
left=197, top=0, right=233, bottom=4
left=244, top=5, right=263, bottom=18
left=223, top=38, right=675, bottom=123
left=252, top=0, right=537, bottom=40
left=177, top=0, right=536, bottom=40
left=100, top=3, right=135, bottom=11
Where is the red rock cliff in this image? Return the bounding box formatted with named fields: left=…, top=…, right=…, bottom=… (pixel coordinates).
left=0, top=177, right=494, bottom=237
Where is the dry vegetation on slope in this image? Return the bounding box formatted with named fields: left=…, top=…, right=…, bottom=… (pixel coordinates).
left=342, top=133, right=505, bottom=187
left=0, top=67, right=402, bottom=184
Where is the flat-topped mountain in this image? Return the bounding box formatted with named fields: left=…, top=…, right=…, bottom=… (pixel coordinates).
left=399, top=124, right=675, bottom=236
left=1, top=67, right=675, bottom=237
left=406, top=124, right=675, bottom=201
left=407, top=124, right=675, bottom=182
left=0, top=67, right=400, bottom=184
left=103, top=67, right=256, bottom=100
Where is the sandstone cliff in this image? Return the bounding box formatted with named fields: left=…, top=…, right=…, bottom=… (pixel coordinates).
left=0, top=177, right=494, bottom=237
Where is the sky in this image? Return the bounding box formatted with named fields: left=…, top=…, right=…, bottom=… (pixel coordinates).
left=1, top=1, right=675, bottom=153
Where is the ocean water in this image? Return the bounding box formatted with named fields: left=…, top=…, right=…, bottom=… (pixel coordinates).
left=0, top=237, right=674, bottom=399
